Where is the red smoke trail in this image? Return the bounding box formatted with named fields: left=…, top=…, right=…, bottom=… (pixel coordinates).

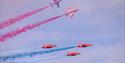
left=0, top=6, right=49, bottom=30
left=0, top=9, right=79, bottom=42
left=0, top=15, right=63, bottom=42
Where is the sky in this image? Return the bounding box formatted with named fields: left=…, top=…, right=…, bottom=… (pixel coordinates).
left=0, top=0, right=125, bottom=63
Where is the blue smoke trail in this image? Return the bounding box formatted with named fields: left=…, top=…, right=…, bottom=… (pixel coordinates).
left=17, top=55, right=65, bottom=63
left=0, top=46, right=76, bottom=62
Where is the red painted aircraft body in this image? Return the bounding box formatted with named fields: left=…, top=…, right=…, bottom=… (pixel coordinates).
left=65, top=8, right=79, bottom=18
left=42, top=44, right=56, bottom=49
left=67, top=51, right=80, bottom=56
left=77, top=43, right=92, bottom=48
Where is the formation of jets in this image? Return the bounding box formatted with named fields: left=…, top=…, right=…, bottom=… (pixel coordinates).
left=42, top=43, right=92, bottom=56
left=48, top=1, right=89, bottom=56
left=1, top=0, right=92, bottom=63
left=49, top=0, right=78, bottom=18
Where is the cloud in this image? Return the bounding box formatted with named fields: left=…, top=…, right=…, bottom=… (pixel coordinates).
left=72, top=0, right=125, bottom=26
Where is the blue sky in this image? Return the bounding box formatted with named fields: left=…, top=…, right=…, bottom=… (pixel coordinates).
left=0, top=0, right=125, bottom=63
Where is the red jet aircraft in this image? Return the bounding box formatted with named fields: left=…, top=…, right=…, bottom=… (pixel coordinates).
left=49, top=0, right=62, bottom=8
left=77, top=43, right=92, bottom=48
left=42, top=43, right=57, bottom=49
left=65, top=8, right=79, bottom=18
left=67, top=51, right=80, bottom=56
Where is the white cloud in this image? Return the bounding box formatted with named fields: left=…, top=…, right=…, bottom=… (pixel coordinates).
left=73, top=0, right=125, bottom=26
